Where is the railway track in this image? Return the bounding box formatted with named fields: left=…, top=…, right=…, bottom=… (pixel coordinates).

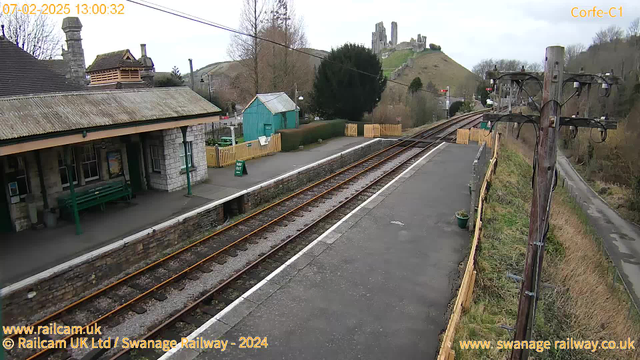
left=4, top=111, right=485, bottom=360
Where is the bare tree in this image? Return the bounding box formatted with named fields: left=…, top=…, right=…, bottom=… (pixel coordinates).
left=227, top=0, right=266, bottom=96
left=628, top=18, right=640, bottom=38
left=593, top=25, right=624, bottom=45
left=472, top=59, right=494, bottom=79
left=564, top=43, right=585, bottom=67
left=473, top=58, right=542, bottom=78
left=259, top=0, right=309, bottom=96
left=0, top=12, right=62, bottom=59
left=525, top=61, right=543, bottom=73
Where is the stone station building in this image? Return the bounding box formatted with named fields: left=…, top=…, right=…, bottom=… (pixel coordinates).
left=0, top=88, right=220, bottom=233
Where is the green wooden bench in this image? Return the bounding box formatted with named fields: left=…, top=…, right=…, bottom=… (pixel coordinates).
left=58, top=180, right=132, bottom=214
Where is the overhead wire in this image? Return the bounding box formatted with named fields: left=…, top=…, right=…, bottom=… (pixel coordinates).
left=126, top=0, right=444, bottom=96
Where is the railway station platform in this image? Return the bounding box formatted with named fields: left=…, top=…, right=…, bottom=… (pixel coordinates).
left=167, top=142, right=480, bottom=360
left=0, top=137, right=371, bottom=287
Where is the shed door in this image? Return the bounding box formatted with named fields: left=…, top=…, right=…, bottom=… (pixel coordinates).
left=264, top=124, right=273, bottom=137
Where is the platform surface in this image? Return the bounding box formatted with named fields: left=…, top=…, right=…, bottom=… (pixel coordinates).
left=0, top=137, right=371, bottom=287
left=173, top=143, right=479, bottom=360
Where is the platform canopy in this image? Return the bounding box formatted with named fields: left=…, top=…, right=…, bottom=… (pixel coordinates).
left=0, top=87, right=221, bottom=155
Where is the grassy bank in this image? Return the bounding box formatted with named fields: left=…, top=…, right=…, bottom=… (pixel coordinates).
left=454, top=140, right=640, bottom=360
left=571, top=162, right=640, bottom=225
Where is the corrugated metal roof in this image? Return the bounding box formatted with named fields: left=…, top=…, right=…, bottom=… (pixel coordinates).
left=0, top=87, right=221, bottom=141
left=247, top=92, right=297, bottom=115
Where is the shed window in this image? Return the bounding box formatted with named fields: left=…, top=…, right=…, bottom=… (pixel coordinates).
left=58, top=150, right=78, bottom=188
left=80, top=145, right=99, bottom=181
left=150, top=145, right=162, bottom=173
left=179, top=142, right=193, bottom=170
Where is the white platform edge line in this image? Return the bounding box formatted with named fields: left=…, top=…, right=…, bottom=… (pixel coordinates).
left=1, top=138, right=386, bottom=297
left=156, top=142, right=446, bottom=360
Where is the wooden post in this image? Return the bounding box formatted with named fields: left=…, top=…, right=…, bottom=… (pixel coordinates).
left=214, top=144, right=221, bottom=168
left=463, top=270, right=477, bottom=311
left=510, top=46, right=564, bottom=360
left=35, top=150, right=49, bottom=210
left=65, top=146, right=82, bottom=235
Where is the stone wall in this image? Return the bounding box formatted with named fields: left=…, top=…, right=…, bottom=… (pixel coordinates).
left=242, top=140, right=390, bottom=211
left=1, top=138, right=392, bottom=323
left=145, top=130, right=168, bottom=190
left=1, top=203, right=224, bottom=324
left=162, top=125, right=208, bottom=192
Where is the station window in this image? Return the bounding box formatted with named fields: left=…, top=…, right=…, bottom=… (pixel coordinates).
left=6, top=155, right=30, bottom=201
left=179, top=142, right=193, bottom=170
left=80, top=145, right=99, bottom=181
left=150, top=145, right=162, bottom=173
left=58, top=150, right=78, bottom=188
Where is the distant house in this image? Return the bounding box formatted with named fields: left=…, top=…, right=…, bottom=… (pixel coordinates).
left=242, top=93, right=298, bottom=141
left=86, top=48, right=154, bottom=89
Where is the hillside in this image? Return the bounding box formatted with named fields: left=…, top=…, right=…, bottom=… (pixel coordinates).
left=383, top=50, right=480, bottom=98
left=183, top=48, right=328, bottom=86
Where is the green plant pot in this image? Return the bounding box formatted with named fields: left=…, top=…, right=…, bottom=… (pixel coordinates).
left=456, top=214, right=469, bottom=229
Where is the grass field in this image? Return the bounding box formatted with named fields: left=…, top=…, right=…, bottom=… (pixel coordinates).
left=382, top=50, right=414, bottom=70
left=453, top=140, right=640, bottom=360
left=383, top=51, right=479, bottom=99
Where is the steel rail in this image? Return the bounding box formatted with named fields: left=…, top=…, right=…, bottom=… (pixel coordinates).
left=109, top=112, right=486, bottom=360
left=7, top=117, right=451, bottom=338
left=14, top=111, right=483, bottom=360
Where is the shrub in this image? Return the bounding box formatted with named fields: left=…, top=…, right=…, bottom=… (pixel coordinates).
left=278, top=120, right=346, bottom=151
left=449, top=101, right=464, bottom=117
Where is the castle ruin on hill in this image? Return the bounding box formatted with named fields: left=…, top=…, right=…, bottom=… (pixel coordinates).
left=371, top=21, right=427, bottom=56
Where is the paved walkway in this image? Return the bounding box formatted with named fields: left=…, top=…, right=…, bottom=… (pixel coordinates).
left=195, top=137, right=371, bottom=200
left=168, top=143, right=479, bottom=360
left=0, top=137, right=370, bottom=287
left=557, top=154, right=640, bottom=309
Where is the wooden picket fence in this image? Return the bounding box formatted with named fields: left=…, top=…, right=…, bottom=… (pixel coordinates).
left=457, top=128, right=494, bottom=148
left=364, top=124, right=381, bottom=138
left=363, top=124, right=402, bottom=138
left=345, top=123, right=358, bottom=137
left=456, top=129, right=469, bottom=144
left=206, top=133, right=281, bottom=167
left=437, top=133, right=500, bottom=360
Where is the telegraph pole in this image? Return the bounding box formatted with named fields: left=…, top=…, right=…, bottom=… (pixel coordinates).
left=510, top=46, right=564, bottom=360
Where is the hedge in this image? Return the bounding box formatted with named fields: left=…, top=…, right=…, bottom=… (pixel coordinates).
left=278, top=120, right=346, bottom=151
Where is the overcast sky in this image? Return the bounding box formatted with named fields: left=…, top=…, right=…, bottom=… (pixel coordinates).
left=35, top=0, right=640, bottom=73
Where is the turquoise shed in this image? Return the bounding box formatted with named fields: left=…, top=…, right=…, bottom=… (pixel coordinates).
left=242, top=92, right=298, bottom=141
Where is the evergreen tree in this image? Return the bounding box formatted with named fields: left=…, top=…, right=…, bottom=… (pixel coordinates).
left=311, top=43, right=386, bottom=121
left=154, top=66, right=184, bottom=87
left=409, top=77, right=423, bottom=94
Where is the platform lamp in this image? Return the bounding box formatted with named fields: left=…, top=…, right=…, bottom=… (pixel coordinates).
left=294, top=83, right=303, bottom=127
